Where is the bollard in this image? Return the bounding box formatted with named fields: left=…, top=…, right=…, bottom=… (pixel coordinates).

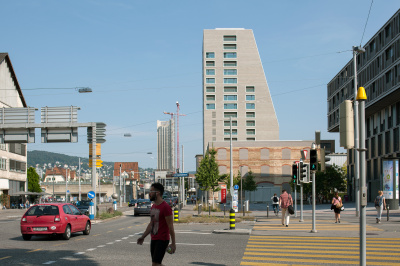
left=174, top=207, right=179, bottom=222
left=208, top=203, right=211, bottom=216
left=113, top=200, right=117, bottom=211
left=89, top=201, right=94, bottom=220
left=387, top=205, right=390, bottom=221
left=224, top=204, right=226, bottom=217
left=230, top=209, right=235, bottom=230
left=267, top=205, right=269, bottom=218
left=243, top=204, right=245, bottom=216
left=198, top=204, right=202, bottom=215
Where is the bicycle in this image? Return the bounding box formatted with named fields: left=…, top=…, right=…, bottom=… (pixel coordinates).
left=272, top=204, right=279, bottom=216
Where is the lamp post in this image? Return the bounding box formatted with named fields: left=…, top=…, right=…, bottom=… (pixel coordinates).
left=52, top=168, right=55, bottom=201
left=240, top=166, right=243, bottom=211
left=119, top=164, right=122, bottom=207
left=65, top=167, right=69, bottom=203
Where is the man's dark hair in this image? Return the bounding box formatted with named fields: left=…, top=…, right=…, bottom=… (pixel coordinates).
left=151, top=183, right=164, bottom=196
left=282, top=189, right=287, bottom=193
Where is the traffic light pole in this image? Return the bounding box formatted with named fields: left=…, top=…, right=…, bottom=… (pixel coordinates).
left=311, top=143, right=317, bottom=233
left=299, top=184, right=304, bottom=222
left=91, top=124, right=97, bottom=218
left=294, top=184, right=297, bottom=217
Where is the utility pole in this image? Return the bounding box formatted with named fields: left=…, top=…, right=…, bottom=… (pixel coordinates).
left=311, top=143, right=317, bottom=233
left=230, top=116, right=233, bottom=210
left=78, top=158, right=81, bottom=201
left=119, top=163, right=122, bottom=207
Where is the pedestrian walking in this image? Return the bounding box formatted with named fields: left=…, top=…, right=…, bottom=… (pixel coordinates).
left=374, top=190, right=386, bottom=223
left=271, top=193, right=279, bottom=216
left=331, top=192, right=342, bottom=223
left=137, top=183, right=176, bottom=266
left=279, top=190, right=293, bottom=227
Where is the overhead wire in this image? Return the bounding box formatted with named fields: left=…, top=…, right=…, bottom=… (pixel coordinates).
left=360, top=0, right=374, bottom=46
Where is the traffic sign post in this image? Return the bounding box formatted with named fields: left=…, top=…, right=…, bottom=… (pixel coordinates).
left=88, top=191, right=95, bottom=199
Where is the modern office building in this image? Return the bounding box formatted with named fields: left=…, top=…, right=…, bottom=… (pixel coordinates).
left=0, top=53, right=28, bottom=208
left=157, top=119, right=175, bottom=172
left=327, top=9, right=400, bottom=201
left=202, top=29, right=279, bottom=153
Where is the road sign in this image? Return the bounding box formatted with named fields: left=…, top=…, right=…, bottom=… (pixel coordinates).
left=88, top=191, right=95, bottom=199
left=67, top=190, right=70, bottom=194
left=301, top=149, right=308, bottom=160
left=234, top=185, right=239, bottom=190
left=173, top=173, right=189, bottom=177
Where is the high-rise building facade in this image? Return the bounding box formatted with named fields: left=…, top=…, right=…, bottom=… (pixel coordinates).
left=327, top=9, right=400, bottom=201
left=157, top=119, right=175, bottom=172
left=202, top=29, right=279, bottom=152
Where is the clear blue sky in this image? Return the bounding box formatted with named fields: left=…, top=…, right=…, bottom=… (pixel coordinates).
left=1, top=1, right=399, bottom=171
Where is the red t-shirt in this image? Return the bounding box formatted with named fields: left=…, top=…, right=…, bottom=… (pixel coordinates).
left=150, top=201, right=173, bottom=241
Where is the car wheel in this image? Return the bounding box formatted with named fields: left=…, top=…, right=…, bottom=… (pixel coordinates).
left=83, top=222, right=91, bottom=235
left=63, top=225, right=71, bottom=240
left=22, top=234, right=31, bottom=240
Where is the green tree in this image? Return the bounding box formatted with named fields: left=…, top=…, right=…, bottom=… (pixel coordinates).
left=27, top=167, right=42, bottom=202
left=243, top=170, right=257, bottom=192
left=195, top=148, right=223, bottom=207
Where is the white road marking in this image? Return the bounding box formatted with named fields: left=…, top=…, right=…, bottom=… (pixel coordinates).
left=175, top=231, right=212, bottom=235
left=86, top=248, right=96, bottom=251
left=122, top=237, right=128, bottom=239
left=176, top=243, right=215, bottom=246
left=43, top=261, right=56, bottom=264
left=97, top=245, right=106, bottom=248
left=74, top=252, right=85, bottom=255
left=106, top=242, right=114, bottom=244
left=115, top=240, right=122, bottom=242
left=60, top=257, right=73, bottom=260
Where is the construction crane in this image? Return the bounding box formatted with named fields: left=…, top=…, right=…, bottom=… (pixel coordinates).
left=163, top=101, right=186, bottom=173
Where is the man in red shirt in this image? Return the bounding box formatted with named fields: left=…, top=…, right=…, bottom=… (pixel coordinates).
left=137, top=183, right=176, bottom=265
left=279, top=189, right=293, bottom=227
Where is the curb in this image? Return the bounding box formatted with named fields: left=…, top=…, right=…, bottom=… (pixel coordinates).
left=213, top=228, right=252, bottom=235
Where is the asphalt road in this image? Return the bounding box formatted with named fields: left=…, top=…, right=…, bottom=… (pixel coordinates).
left=0, top=209, right=249, bottom=265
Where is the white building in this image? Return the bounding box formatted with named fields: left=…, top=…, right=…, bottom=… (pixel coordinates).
left=202, top=28, right=279, bottom=152
left=157, top=119, right=175, bottom=172
left=0, top=53, right=28, bottom=208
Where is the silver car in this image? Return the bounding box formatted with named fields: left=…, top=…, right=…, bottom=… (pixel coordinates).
left=133, top=199, right=152, bottom=216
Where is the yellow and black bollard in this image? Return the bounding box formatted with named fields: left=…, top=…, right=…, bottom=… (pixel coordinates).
left=174, top=207, right=179, bottom=222
left=230, top=209, right=235, bottom=230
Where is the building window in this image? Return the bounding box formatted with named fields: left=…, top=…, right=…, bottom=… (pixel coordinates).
left=0, top=144, right=7, bottom=151
left=224, top=120, right=237, bottom=126
left=261, top=149, right=269, bottom=159
left=224, top=129, right=237, bottom=135
left=206, top=78, right=215, bottom=84
left=246, top=112, right=255, bottom=118
left=9, top=143, right=26, bottom=156
left=206, top=95, right=215, bottom=101
left=9, top=159, right=26, bottom=173
left=247, top=138, right=255, bottom=141
left=206, top=104, right=215, bottom=110
left=223, top=35, right=236, bottom=41
left=385, top=47, right=393, bottom=59
left=224, top=61, right=237, bottom=67
left=206, top=61, right=215, bottom=66
left=224, top=44, right=236, bottom=50
left=224, top=112, right=237, bottom=118
left=217, top=149, right=227, bottom=160
left=224, top=52, right=237, bottom=59
left=385, top=24, right=392, bottom=38
left=394, top=128, right=399, bottom=152
left=369, top=40, right=375, bottom=53
left=224, top=138, right=237, bottom=141
left=386, top=70, right=392, bottom=83
left=224, top=69, right=237, bottom=75
left=206, top=69, right=215, bottom=75
left=0, top=158, right=6, bottom=170
left=239, top=149, right=248, bottom=160
left=224, top=103, right=237, bottom=109
left=206, top=87, right=215, bottom=92
left=224, top=78, right=237, bottom=84
left=246, top=103, right=255, bottom=109
left=224, top=95, right=237, bottom=101
left=224, top=86, right=237, bottom=92
left=385, top=131, right=391, bottom=154
left=246, top=86, right=255, bottom=92
left=206, top=52, right=215, bottom=58
left=246, top=95, right=255, bottom=101
left=246, top=120, right=255, bottom=126
left=246, top=129, right=255, bottom=135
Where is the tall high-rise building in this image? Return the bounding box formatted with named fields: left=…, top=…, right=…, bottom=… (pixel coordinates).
left=202, top=29, right=279, bottom=152
left=157, top=119, right=175, bottom=172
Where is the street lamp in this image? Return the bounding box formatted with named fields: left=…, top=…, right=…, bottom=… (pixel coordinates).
left=64, top=166, right=69, bottom=203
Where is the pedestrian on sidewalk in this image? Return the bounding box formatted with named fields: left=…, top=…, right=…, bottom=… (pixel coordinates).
left=271, top=193, right=279, bottom=215
left=279, top=190, right=293, bottom=227
left=137, top=183, right=176, bottom=266
left=331, top=192, right=342, bottom=223
left=374, top=190, right=386, bottom=223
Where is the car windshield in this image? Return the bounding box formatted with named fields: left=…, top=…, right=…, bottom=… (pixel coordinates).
left=76, top=201, right=91, bottom=207
left=25, top=205, right=59, bottom=216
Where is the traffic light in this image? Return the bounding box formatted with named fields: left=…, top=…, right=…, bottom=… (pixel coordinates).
left=310, top=149, right=317, bottom=171
left=299, top=161, right=308, bottom=183
left=292, top=164, right=298, bottom=184
left=320, top=148, right=331, bottom=172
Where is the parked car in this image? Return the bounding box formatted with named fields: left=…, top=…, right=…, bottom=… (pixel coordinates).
left=20, top=203, right=91, bottom=241
left=76, top=200, right=92, bottom=215
left=171, top=197, right=178, bottom=207
left=162, top=195, right=174, bottom=208
left=134, top=199, right=152, bottom=216
left=129, top=199, right=138, bottom=207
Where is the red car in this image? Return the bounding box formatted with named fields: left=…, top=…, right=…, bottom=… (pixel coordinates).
left=20, top=203, right=91, bottom=240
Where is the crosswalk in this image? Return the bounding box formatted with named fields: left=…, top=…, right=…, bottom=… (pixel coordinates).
left=253, top=219, right=383, bottom=232
left=240, top=236, right=400, bottom=265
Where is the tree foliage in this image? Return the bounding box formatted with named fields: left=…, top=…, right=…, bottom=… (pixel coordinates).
left=27, top=167, right=42, bottom=202
left=195, top=148, right=223, bottom=196
left=291, top=164, right=347, bottom=199
left=243, top=170, right=257, bottom=192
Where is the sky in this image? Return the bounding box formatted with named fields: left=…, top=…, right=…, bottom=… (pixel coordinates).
left=1, top=0, right=399, bottom=172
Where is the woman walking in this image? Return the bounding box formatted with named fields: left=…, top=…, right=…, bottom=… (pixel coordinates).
left=331, top=192, right=342, bottom=223
left=374, top=191, right=386, bottom=223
